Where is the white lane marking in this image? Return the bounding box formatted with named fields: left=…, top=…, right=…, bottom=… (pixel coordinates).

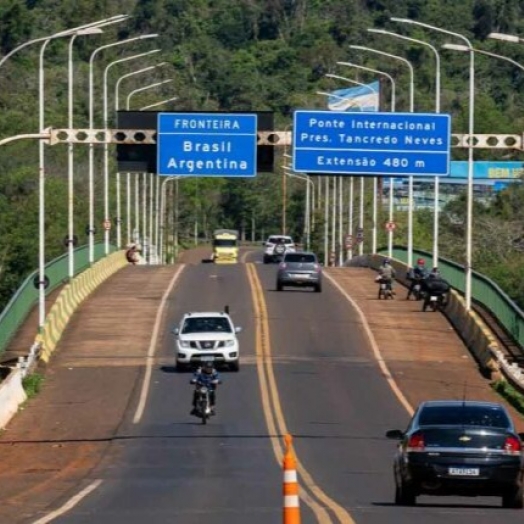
left=324, top=271, right=414, bottom=416
left=31, top=479, right=103, bottom=524
left=133, top=265, right=185, bottom=423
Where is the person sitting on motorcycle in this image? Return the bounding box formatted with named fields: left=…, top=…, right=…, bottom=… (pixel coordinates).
left=406, top=258, right=429, bottom=300
left=421, top=273, right=450, bottom=312
left=190, top=362, right=221, bottom=415
left=377, top=258, right=396, bottom=291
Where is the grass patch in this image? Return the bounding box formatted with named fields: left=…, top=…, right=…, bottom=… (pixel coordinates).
left=492, top=379, right=524, bottom=416
left=22, top=373, right=44, bottom=399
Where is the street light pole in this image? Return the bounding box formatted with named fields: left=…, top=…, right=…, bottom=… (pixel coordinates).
left=337, top=61, right=397, bottom=257
left=368, top=28, right=443, bottom=268
left=325, top=72, right=380, bottom=257
left=350, top=45, right=415, bottom=266
left=391, top=17, right=475, bottom=311
left=102, top=50, right=161, bottom=255
left=88, top=33, right=159, bottom=264
left=67, top=27, right=104, bottom=280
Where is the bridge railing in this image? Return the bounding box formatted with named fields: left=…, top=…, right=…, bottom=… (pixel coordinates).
left=0, top=243, right=110, bottom=357
left=381, top=246, right=524, bottom=351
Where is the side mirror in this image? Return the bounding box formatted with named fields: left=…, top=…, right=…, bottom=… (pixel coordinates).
left=235, top=326, right=242, bottom=334
left=172, top=327, right=179, bottom=335
left=385, top=429, right=404, bottom=440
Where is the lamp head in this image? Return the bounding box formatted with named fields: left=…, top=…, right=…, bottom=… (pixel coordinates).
left=442, top=43, right=470, bottom=52
left=488, top=32, right=520, bottom=43
left=390, top=17, right=412, bottom=24
left=76, top=27, right=103, bottom=36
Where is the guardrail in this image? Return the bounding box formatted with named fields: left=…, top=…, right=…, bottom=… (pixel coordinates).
left=0, top=243, right=111, bottom=357
left=380, top=246, right=524, bottom=352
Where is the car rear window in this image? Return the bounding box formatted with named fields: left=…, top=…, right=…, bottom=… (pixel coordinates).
left=284, top=253, right=316, bottom=264
left=182, top=317, right=232, bottom=334
left=418, top=405, right=510, bottom=428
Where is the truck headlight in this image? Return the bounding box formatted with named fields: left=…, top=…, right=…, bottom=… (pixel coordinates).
left=179, top=341, right=191, bottom=348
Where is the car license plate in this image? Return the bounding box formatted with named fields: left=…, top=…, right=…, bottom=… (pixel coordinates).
left=448, top=467, right=479, bottom=476
left=430, top=296, right=438, bottom=302
left=200, top=356, right=215, bottom=362
left=292, top=273, right=309, bottom=278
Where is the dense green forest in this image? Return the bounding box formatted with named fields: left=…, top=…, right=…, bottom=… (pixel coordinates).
left=2, top=0, right=524, bottom=311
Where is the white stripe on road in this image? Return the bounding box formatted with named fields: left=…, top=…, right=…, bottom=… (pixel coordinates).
left=325, top=271, right=414, bottom=416
left=133, top=265, right=185, bottom=423
left=31, top=480, right=103, bottom=524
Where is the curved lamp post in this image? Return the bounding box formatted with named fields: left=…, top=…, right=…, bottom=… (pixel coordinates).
left=34, top=18, right=127, bottom=331
left=114, top=62, right=167, bottom=248
left=88, top=33, right=159, bottom=263
left=368, top=28, right=443, bottom=268
left=337, top=61, right=397, bottom=258
left=325, top=73, right=380, bottom=260
left=350, top=44, right=416, bottom=267
left=391, top=17, right=475, bottom=311
left=102, top=50, right=162, bottom=254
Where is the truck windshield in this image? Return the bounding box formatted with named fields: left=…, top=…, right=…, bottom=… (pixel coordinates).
left=213, top=239, right=237, bottom=247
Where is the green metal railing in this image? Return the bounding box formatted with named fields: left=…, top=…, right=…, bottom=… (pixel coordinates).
left=380, top=246, right=524, bottom=350
left=0, top=243, right=112, bottom=356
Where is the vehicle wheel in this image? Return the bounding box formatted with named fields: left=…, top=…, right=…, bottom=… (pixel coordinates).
left=395, top=479, right=416, bottom=506
left=276, top=281, right=283, bottom=291
left=314, top=283, right=322, bottom=293
left=230, top=361, right=240, bottom=372
left=263, top=255, right=270, bottom=264
left=378, top=290, right=383, bottom=300
left=502, top=486, right=524, bottom=508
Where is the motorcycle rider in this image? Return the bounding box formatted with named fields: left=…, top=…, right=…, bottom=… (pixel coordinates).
left=406, top=258, right=429, bottom=300
left=377, top=258, right=396, bottom=293
left=421, top=272, right=451, bottom=312
left=190, top=361, right=221, bottom=415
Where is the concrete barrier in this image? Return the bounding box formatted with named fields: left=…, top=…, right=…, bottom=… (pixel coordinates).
left=36, top=251, right=128, bottom=363
left=0, top=369, right=27, bottom=429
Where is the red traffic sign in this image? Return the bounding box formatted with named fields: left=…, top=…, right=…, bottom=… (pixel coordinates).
left=385, top=221, right=396, bottom=232
left=103, top=219, right=112, bottom=231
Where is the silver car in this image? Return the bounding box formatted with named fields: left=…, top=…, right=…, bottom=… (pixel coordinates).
left=276, top=251, right=322, bottom=292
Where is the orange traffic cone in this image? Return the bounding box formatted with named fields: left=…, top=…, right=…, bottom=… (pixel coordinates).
left=283, top=434, right=301, bottom=524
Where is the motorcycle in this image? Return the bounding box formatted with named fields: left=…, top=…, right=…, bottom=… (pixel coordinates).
left=272, top=243, right=286, bottom=263
left=193, top=384, right=214, bottom=425
left=377, top=276, right=394, bottom=300
left=423, top=292, right=447, bottom=312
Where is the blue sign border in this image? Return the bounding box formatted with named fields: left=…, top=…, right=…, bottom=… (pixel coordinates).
left=292, top=110, right=451, bottom=177
left=156, top=112, right=258, bottom=177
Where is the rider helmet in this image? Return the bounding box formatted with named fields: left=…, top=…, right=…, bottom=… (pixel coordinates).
left=417, top=258, right=425, bottom=266
left=383, top=258, right=391, bottom=265
left=202, top=361, right=214, bottom=374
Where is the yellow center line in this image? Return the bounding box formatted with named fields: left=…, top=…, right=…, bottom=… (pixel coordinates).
left=246, top=263, right=356, bottom=524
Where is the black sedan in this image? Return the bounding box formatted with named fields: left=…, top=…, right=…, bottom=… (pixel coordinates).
left=386, top=400, right=524, bottom=508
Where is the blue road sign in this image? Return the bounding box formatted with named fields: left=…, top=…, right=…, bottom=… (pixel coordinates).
left=292, top=110, right=451, bottom=177
left=157, top=112, right=258, bottom=177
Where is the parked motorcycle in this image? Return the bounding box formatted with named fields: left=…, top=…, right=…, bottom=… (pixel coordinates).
left=422, top=292, right=446, bottom=312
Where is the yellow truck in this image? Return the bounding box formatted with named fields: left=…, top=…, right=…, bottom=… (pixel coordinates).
left=212, top=229, right=239, bottom=264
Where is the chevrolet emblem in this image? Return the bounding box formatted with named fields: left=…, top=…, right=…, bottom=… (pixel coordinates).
left=459, top=435, right=472, bottom=442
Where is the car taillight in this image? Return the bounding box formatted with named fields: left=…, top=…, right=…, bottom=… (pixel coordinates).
left=313, top=264, right=320, bottom=271
left=279, top=263, right=286, bottom=269
left=407, top=432, right=425, bottom=451
left=504, top=436, right=522, bottom=455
